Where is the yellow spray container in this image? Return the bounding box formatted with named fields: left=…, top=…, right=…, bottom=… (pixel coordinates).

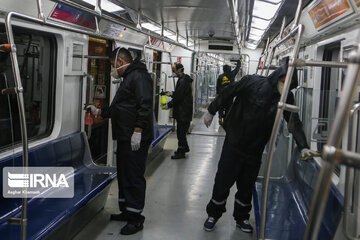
left=160, top=89, right=168, bottom=110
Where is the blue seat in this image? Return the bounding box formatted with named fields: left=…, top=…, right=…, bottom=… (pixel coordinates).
left=253, top=148, right=343, bottom=240
left=0, top=123, right=174, bottom=239
left=0, top=132, right=116, bottom=240
left=152, top=124, right=174, bottom=148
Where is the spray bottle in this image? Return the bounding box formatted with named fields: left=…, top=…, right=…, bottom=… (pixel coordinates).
left=160, top=89, right=168, bottom=110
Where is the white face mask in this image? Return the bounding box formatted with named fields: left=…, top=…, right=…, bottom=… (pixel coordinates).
left=277, top=81, right=284, bottom=94
left=111, top=63, right=130, bottom=79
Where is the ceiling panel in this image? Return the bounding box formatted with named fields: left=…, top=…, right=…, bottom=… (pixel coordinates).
left=111, top=0, right=240, bottom=41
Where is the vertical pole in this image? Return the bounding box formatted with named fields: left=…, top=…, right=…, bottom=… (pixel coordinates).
left=292, top=0, right=303, bottom=30
left=36, top=0, right=45, bottom=20
left=260, top=37, right=270, bottom=75
left=5, top=12, right=29, bottom=240
left=279, top=16, right=287, bottom=40
left=343, top=103, right=360, bottom=240
left=259, top=25, right=304, bottom=240
left=265, top=47, right=276, bottom=76
left=137, top=9, right=142, bottom=29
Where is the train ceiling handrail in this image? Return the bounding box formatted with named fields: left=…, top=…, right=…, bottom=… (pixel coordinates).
left=259, top=1, right=306, bottom=239
left=50, top=0, right=196, bottom=52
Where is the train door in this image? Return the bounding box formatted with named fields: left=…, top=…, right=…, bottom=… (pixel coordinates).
left=153, top=51, right=162, bottom=122
left=317, top=43, right=341, bottom=174
left=84, top=37, right=111, bottom=165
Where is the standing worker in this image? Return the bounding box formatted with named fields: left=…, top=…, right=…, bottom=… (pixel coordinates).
left=216, top=60, right=241, bottom=125
left=164, top=63, right=193, bottom=159
left=87, top=47, right=153, bottom=235
left=203, top=62, right=317, bottom=233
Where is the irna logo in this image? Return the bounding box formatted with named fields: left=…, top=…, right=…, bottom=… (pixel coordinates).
left=3, top=167, right=74, bottom=198
left=7, top=172, right=69, bottom=188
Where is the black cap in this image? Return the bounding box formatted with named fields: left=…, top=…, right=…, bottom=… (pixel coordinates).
left=268, top=57, right=298, bottom=89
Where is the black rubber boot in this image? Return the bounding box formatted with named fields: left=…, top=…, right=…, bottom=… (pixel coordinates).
left=120, top=222, right=144, bottom=235
left=171, top=152, right=186, bottom=159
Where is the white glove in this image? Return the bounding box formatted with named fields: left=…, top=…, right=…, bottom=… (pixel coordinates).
left=163, top=103, right=169, bottom=110
left=131, top=132, right=142, bottom=151
left=301, top=148, right=318, bottom=159
left=204, top=112, right=214, bottom=128
left=87, top=105, right=100, bottom=116
left=165, top=91, right=173, bottom=97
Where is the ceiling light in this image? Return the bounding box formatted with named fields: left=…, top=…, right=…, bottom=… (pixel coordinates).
left=249, top=34, right=262, bottom=41
left=81, top=0, right=124, bottom=12
left=250, top=28, right=265, bottom=36
left=142, top=22, right=161, bottom=32
left=179, top=37, right=187, bottom=45
left=246, top=42, right=258, bottom=50
left=251, top=17, right=270, bottom=30
left=163, top=30, right=175, bottom=37
left=167, top=35, right=177, bottom=41
left=252, top=0, right=281, bottom=20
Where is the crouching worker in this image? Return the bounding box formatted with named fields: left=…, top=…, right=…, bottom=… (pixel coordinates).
left=203, top=62, right=316, bottom=233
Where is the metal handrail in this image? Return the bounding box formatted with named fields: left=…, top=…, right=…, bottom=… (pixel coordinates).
left=293, top=59, right=348, bottom=68
left=51, top=0, right=195, bottom=52
left=343, top=103, right=360, bottom=240
left=227, top=0, right=242, bottom=55
left=4, top=12, right=29, bottom=240
left=37, top=0, right=45, bottom=20
left=259, top=1, right=304, bottom=237
left=259, top=23, right=304, bottom=240
left=85, top=73, right=95, bottom=140
left=264, top=16, right=287, bottom=76
left=241, top=54, right=250, bottom=76
left=256, top=37, right=270, bottom=75
left=260, top=37, right=271, bottom=75
left=279, top=16, right=286, bottom=40
left=162, top=72, right=168, bottom=91
left=303, top=46, right=360, bottom=240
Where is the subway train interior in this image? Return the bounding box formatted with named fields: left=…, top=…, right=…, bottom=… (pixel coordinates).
left=1, top=0, right=360, bottom=239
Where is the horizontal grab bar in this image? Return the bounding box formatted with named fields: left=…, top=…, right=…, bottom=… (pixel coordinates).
left=293, top=59, right=348, bottom=68
left=278, top=102, right=300, bottom=112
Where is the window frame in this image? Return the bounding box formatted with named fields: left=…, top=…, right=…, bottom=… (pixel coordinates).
left=0, top=25, right=57, bottom=154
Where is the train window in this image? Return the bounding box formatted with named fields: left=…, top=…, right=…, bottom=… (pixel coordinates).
left=317, top=43, right=340, bottom=175
left=0, top=28, right=56, bottom=152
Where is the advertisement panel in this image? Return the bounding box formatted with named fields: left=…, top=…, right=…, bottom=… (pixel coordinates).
left=49, top=4, right=97, bottom=30
left=308, top=0, right=353, bottom=30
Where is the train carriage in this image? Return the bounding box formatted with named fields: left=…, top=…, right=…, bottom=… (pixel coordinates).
left=0, top=0, right=360, bottom=239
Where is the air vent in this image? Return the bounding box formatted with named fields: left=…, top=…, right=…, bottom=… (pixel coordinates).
left=208, top=45, right=233, bottom=51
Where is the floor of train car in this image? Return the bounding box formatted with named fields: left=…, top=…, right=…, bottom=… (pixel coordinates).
left=74, top=115, right=256, bottom=240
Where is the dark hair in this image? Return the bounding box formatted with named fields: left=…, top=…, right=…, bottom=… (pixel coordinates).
left=111, top=47, right=133, bottom=63
left=175, top=63, right=184, bottom=72
left=223, top=65, right=231, bottom=73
